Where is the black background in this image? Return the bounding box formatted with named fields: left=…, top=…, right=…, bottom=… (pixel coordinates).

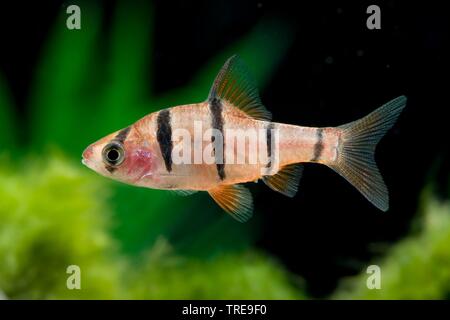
left=1, top=0, right=448, bottom=297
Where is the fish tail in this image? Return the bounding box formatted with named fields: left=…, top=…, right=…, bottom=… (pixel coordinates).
left=329, top=96, right=407, bottom=211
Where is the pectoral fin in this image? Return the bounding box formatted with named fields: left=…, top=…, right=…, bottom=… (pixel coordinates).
left=208, top=184, right=253, bottom=222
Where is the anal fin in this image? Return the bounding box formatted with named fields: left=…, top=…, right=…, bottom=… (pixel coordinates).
left=170, top=189, right=198, bottom=196
left=262, top=163, right=304, bottom=197
left=208, top=184, right=253, bottom=222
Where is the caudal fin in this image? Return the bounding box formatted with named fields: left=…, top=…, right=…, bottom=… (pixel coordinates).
left=330, top=96, right=407, bottom=211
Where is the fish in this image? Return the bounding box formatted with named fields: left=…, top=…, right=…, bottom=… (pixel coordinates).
left=82, top=55, right=406, bottom=222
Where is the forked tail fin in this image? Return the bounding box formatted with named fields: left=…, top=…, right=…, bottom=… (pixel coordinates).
left=329, top=96, right=407, bottom=211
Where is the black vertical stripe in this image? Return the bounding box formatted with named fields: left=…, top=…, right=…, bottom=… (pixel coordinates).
left=266, top=122, right=274, bottom=168
left=209, top=97, right=225, bottom=180
left=103, top=126, right=131, bottom=173
left=157, top=109, right=173, bottom=172
left=114, top=126, right=131, bottom=144
left=105, top=165, right=116, bottom=173
left=311, top=128, right=324, bottom=162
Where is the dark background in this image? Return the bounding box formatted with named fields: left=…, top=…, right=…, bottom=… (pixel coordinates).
left=1, top=0, right=448, bottom=297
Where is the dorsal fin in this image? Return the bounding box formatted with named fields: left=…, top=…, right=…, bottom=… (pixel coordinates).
left=262, top=163, right=304, bottom=197
left=208, top=184, right=253, bottom=222
left=208, top=55, right=272, bottom=121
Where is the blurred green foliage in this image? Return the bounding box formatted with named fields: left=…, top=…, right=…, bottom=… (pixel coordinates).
left=0, top=154, right=122, bottom=298
left=1, top=153, right=449, bottom=299
left=0, top=155, right=304, bottom=299
left=129, top=238, right=304, bottom=299
left=0, top=75, right=16, bottom=151
left=334, top=189, right=450, bottom=299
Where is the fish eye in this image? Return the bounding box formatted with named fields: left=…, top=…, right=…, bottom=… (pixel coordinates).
left=102, top=142, right=125, bottom=167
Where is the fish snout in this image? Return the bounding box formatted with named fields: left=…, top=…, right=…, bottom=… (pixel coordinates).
left=82, top=145, right=94, bottom=166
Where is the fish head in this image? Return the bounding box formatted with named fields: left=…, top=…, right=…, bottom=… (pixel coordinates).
left=82, top=126, right=156, bottom=185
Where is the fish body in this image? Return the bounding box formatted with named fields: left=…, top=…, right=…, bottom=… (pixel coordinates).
left=82, top=55, right=406, bottom=222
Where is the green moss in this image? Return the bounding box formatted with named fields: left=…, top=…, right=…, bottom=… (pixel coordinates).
left=129, top=238, right=304, bottom=300
left=333, top=191, right=450, bottom=299
left=0, top=154, right=123, bottom=299
left=0, top=153, right=304, bottom=299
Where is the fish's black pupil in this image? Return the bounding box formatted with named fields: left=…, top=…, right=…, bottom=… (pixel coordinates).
left=103, top=142, right=124, bottom=167
left=107, top=149, right=119, bottom=162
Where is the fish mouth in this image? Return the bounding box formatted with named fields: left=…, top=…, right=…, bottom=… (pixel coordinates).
left=81, top=145, right=94, bottom=167
left=81, top=157, right=92, bottom=169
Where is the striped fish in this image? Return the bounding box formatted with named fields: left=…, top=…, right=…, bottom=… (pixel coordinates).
left=82, top=55, right=406, bottom=222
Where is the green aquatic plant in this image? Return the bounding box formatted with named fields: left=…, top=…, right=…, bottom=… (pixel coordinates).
left=0, top=154, right=304, bottom=299
left=128, top=237, right=304, bottom=300
left=333, top=189, right=450, bottom=299
left=0, top=154, right=123, bottom=299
